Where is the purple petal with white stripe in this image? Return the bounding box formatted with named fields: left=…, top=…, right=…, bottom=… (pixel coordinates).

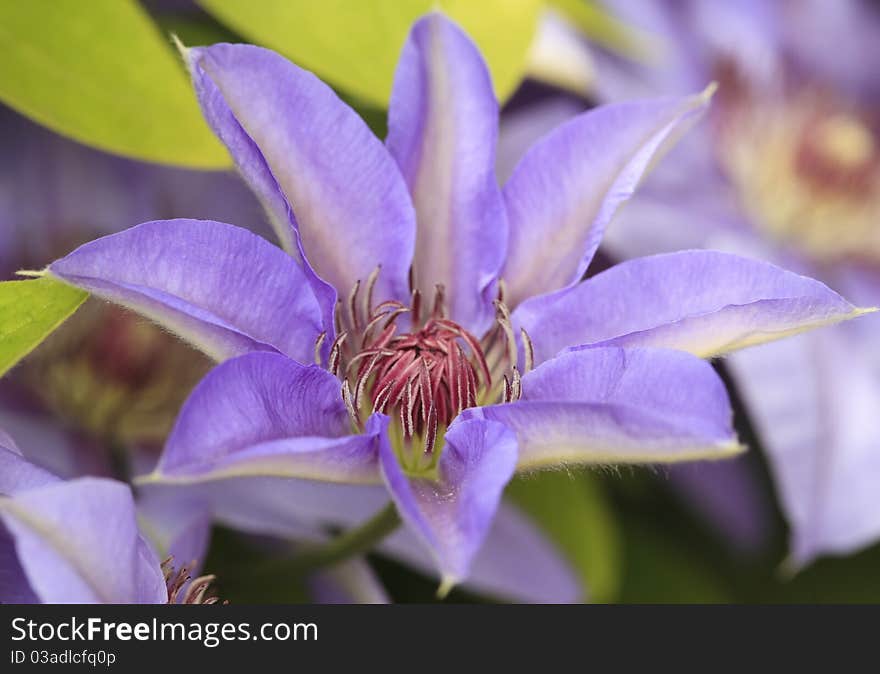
left=501, top=91, right=712, bottom=307
left=515, top=250, right=871, bottom=366
left=147, top=353, right=381, bottom=485
left=380, top=417, right=518, bottom=589
left=50, top=219, right=324, bottom=364
left=386, top=13, right=507, bottom=333
left=0, top=478, right=167, bottom=603
left=463, top=347, right=740, bottom=470
left=186, top=43, right=415, bottom=307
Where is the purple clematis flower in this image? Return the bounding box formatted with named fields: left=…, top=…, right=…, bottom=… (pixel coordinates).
left=43, top=12, right=870, bottom=591
left=0, top=107, right=394, bottom=604
left=0, top=427, right=222, bottom=604
left=567, top=0, right=880, bottom=566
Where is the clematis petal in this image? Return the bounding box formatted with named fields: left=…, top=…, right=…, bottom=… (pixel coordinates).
left=0, top=399, right=116, bottom=480
left=463, top=347, right=741, bottom=470
left=0, top=441, right=59, bottom=495
left=308, top=558, right=390, bottom=605
left=185, top=42, right=415, bottom=307
left=379, top=417, right=518, bottom=590
left=139, top=479, right=389, bottom=545
left=729, top=326, right=880, bottom=566
left=0, top=524, right=39, bottom=603
left=136, top=491, right=212, bottom=574
left=667, top=456, right=772, bottom=554
left=142, top=353, right=382, bottom=486
left=0, top=478, right=167, bottom=603
left=381, top=501, right=582, bottom=603
left=49, top=219, right=323, bottom=364
left=0, top=427, right=19, bottom=453
left=386, top=13, right=507, bottom=333
left=501, top=91, right=713, bottom=308
left=514, top=250, right=872, bottom=366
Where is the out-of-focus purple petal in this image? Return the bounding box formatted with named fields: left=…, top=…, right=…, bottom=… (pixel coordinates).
left=0, top=442, right=59, bottom=495
left=0, top=478, right=167, bottom=603
left=0, top=406, right=114, bottom=480
left=0, top=106, right=270, bottom=277
left=599, top=127, right=746, bottom=259
left=145, top=353, right=381, bottom=485
left=729, top=327, right=880, bottom=566
left=386, top=13, right=507, bottom=333
left=666, top=456, right=772, bottom=554
left=497, top=99, right=587, bottom=185
left=0, top=524, right=39, bottom=603
left=379, top=417, right=518, bottom=588
left=0, top=427, right=19, bottom=453
left=49, top=219, right=323, bottom=364
left=309, top=558, right=390, bottom=605
left=464, top=347, right=740, bottom=469
left=501, top=91, right=712, bottom=307
left=781, top=0, right=880, bottom=101
left=136, top=490, right=212, bottom=573
left=381, top=501, right=582, bottom=603
left=514, top=250, right=869, bottom=366
left=590, top=0, right=781, bottom=100
left=139, top=478, right=389, bottom=545
left=186, top=43, right=415, bottom=307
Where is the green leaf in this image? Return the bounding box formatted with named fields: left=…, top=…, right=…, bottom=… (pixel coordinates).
left=197, top=0, right=542, bottom=106
left=0, top=0, right=229, bottom=168
left=0, top=277, right=87, bottom=378
left=507, top=471, right=622, bottom=602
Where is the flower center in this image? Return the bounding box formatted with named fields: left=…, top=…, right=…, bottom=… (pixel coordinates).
left=15, top=300, right=210, bottom=449
left=320, top=270, right=528, bottom=467
left=808, top=113, right=876, bottom=171
left=716, top=85, right=880, bottom=263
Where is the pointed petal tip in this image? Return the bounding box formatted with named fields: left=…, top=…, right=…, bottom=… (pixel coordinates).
left=514, top=440, right=745, bottom=472
left=855, top=306, right=879, bottom=316
left=715, top=441, right=748, bottom=460
left=169, top=33, right=187, bottom=56
left=132, top=472, right=160, bottom=487
left=776, top=553, right=810, bottom=582
left=701, top=81, right=719, bottom=101
left=638, top=439, right=747, bottom=464
left=437, top=575, right=458, bottom=600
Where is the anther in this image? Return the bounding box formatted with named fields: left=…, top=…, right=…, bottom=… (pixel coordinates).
left=162, top=557, right=224, bottom=605
left=521, top=328, right=535, bottom=373
left=364, top=266, right=381, bottom=323
left=423, top=405, right=438, bottom=454
left=341, top=380, right=361, bottom=428
left=432, top=284, right=446, bottom=319
left=313, top=331, right=327, bottom=366
left=494, top=300, right=517, bottom=368
left=347, top=279, right=362, bottom=332
left=411, top=289, right=422, bottom=325
left=328, top=331, right=348, bottom=377
left=511, top=367, right=522, bottom=401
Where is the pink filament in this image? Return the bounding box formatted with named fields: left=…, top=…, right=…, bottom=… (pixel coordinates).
left=353, top=317, right=489, bottom=443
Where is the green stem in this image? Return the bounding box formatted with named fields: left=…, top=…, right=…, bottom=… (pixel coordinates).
left=284, top=503, right=401, bottom=575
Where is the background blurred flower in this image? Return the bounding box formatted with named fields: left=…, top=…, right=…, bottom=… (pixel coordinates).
left=563, top=0, right=880, bottom=567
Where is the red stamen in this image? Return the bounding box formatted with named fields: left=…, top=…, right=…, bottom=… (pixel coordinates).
left=336, top=279, right=521, bottom=452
